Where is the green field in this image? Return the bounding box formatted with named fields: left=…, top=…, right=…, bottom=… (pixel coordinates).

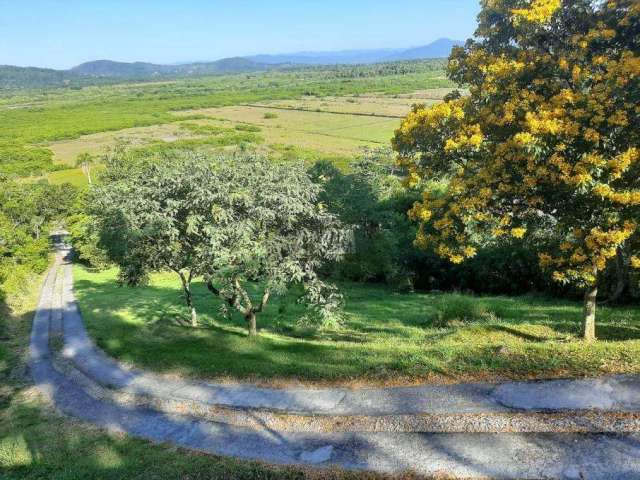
left=0, top=61, right=454, bottom=184
left=74, top=265, right=640, bottom=385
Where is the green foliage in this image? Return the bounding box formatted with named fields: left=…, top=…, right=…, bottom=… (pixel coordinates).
left=0, top=179, right=81, bottom=301
left=66, top=212, right=110, bottom=269
left=0, top=213, right=49, bottom=304
left=310, top=149, right=426, bottom=290
left=178, top=123, right=229, bottom=135
left=263, top=112, right=278, bottom=119
left=269, top=144, right=351, bottom=169
left=0, top=142, right=57, bottom=177
left=429, top=294, right=496, bottom=328
left=90, top=151, right=347, bottom=333
left=233, top=123, right=261, bottom=132
left=310, top=149, right=562, bottom=296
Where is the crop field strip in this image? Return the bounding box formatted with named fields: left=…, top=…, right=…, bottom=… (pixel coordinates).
left=239, top=103, right=406, bottom=118
left=40, top=88, right=452, bottom=171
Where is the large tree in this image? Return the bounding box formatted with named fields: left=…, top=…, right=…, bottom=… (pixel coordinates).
left=92, top=152, right=346, bottom=335
left=393, top=0, right=639, bottom=341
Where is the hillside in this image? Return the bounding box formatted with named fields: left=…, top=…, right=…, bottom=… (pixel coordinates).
left=0, top=65, right=77, bottom=90
left=385, top=38, right=464, bottom=61
left=71, top=57, right=276, bottom=78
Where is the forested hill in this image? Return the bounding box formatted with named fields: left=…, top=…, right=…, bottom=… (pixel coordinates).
left=70, top=57, right=277, bottom=77
left=0, top=57, right=281, bottom=90
left=0, top=65, right=76, bottom=90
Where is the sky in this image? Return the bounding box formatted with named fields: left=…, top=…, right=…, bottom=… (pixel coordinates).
left=0, top=0, right=481, bottom=70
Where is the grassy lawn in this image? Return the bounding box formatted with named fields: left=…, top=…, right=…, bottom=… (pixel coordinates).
left=1, top=268, right=402, bottom=479
left=74, top=266, right=640, bottom=385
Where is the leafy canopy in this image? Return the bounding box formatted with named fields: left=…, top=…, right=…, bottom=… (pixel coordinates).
left=90, top=151, right=346, bottom=333
left=393, top=0, right=640, bottom=290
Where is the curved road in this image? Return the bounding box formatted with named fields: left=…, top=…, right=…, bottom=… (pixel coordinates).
left=29, top=242, right=640, bottom=479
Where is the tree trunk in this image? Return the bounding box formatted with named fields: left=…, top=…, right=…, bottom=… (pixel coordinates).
left=190, top=305, right=198, bottom=327
left=583, top=282, right=598, bottom=342
left=184, top=287, right=197, bottom=327
left=179, top=272, right=197, bottom=327
left=246, top=312, right=257, bottom=337
left=609, top=247, right=627, bottom=303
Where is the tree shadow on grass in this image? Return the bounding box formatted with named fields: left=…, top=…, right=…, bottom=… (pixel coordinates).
left=487, top=325, right=555, bottom=342
left=73, top=277, right=432, bottom=382
left=72, top=272, right=640, bottom=383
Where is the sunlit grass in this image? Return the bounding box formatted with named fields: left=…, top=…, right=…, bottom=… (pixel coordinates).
left=74, top=265, right=640, bottom=384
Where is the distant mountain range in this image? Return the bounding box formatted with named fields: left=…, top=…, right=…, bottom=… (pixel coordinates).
left=0, top=38, right=463, bottom=90
left=247, top=39, right=464, bottom=65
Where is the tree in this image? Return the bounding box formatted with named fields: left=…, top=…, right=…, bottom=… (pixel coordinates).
left=393, top=0, right=640, bottom=341
left=201, top=154, right=347, bottom=336
left=309, top=149, right=423, bottom=289
left=0, top=178, right=70, bottom=303
left=75, top=152, right=97, bottom=185
left=91, top=155, right=218, bottom=327
left=91, top=152, right=346, bottom=334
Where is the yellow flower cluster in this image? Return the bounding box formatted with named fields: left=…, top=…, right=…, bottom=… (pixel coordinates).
left=511, top=227, right=527, bottom=239
left=512, top=0, right=561, bottom=24
left=525, top=110, right=565, bottom=135
left=609, top=148, right=639, bottom=180
left=401, top=101, right=465, bottom=133
left=444, top=124, right=484, bottom=152
left=514, top=132, right=536, bottom=146
left=592, top=184, right=640, bottom=205
left=584, top=223, right=636, bottom=269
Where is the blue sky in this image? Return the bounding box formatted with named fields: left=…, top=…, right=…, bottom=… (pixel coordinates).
left=0, top=0, right=480, bottom=69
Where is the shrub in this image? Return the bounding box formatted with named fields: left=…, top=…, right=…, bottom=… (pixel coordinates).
left=429, top=294, right=497, bottom=328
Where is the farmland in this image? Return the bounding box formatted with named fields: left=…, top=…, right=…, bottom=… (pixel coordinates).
left=0, top=61, right=453, bottom=183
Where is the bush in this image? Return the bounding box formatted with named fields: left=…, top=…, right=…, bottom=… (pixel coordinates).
left=263, top=112, right=278, bottom=119
left=0, top=142, right=56, bottom=177
left=429, top=294, right=497, bottom=327
left=67, top=213, right=110, bottom=269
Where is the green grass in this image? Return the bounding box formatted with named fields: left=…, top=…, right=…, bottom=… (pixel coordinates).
left=1, top=264, right=410, bottom=479
left=74, top=266, right=640, bottom=384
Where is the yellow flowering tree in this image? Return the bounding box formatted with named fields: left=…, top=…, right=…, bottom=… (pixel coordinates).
left=393, top=0, right=640, bottom=341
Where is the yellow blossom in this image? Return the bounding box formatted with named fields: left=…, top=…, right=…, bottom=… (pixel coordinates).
left=511, top=227, right=527, bottom=239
